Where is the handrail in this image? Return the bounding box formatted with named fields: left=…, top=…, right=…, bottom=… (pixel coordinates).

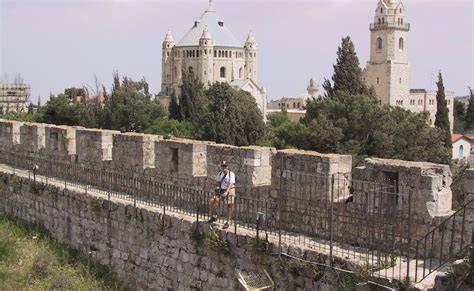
left=369, top=23, right=410, bottom=31
left=414, top=199, right=474, bottom=282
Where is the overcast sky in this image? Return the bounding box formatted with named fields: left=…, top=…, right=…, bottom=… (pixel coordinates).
left=1, top=0, right=473, bottom=103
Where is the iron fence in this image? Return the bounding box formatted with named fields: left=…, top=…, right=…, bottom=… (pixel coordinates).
left=0, top=149, right=472, bottom=285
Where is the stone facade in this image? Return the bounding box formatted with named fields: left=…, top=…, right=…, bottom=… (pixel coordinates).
left=363, top=0, right=454, bottom=131
left=160, top=1, right=267, bottom=116
left=0, top=119, right=468, bottom=289
left=0, top=172, right=360, bottom=290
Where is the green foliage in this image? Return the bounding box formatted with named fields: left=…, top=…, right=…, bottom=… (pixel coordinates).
left=266, top=91, right=452, bottom=165
left=145, top=118, right=195, bottom=139
left=451, top=164, right=468, bottom=208
left=434, top=72, right=452, bottom=150
left=0, top=214, right=121, bottom=289
left=288, top=260, right=306, bottom=278
left=465, top=88, right=474, bottom=131
left=168, top=91, right=181, bottom=120
left=205, top=228, right=231, bottom=256
left=100, top=73, right=167, bottom=132
left=11, top=176, right=22, bottom=190
left=178, top=67, right=205, bottom=122
left=200, top=82, right=265, bottom=146
left=322, top=36, right=373, bottom=98
left=454, top=99, right=467, bottom=133
left=46, top=185, right=59, bottom=197
left=86, top=198, right=102, bottom=214
left=38, top=94, right=82, bottom=126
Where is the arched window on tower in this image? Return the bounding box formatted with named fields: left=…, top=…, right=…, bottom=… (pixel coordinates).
left=380, top=8, right=383, bottom=13
left=188, top=66, right=194, bottom=74
left=399, top=38, right=404, bottom=51
left=239, top=67, right=243, bottom=78
left=377, top=37, right=383, bottom=50
left=220, top=67, right=226, bottom=79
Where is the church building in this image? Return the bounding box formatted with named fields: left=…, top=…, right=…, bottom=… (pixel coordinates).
left=363, top=0, right=454, bottom=130
left=159, top=0, right=267, bottom=117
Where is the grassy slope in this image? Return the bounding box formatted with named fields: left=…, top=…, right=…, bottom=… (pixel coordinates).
left=0, top=215, right=122, bottom=290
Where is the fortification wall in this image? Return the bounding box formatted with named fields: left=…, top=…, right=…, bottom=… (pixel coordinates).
left=0, top=119, right=458, bottom=252
left=0, top=171, right=356, bottom=290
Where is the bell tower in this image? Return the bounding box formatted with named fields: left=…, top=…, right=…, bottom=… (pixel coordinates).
left=365, top=0, right=410, bottom=106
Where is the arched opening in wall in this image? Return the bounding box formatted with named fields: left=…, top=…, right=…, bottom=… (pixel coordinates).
left=220, top=67, right=226, bottom=78
left=380, top=8, right=383, bottom=13
left=376, top=77, right=380, bottom=84
left=399, top=38, right=404, bottom=51
left=225, top=51, right=228, bottom=58
left=377, top=38, right=383, bottom=50
left=382, top=18, right=385, bottom=24
left=460, top=145, right=464, bottom=158
left=174, top=66, right=178, bottom=79
left=188, top=66, right=194, bottom=74
left=239, top=68, right=243, bottom=78
left=378, top=18, right=381, bottom=24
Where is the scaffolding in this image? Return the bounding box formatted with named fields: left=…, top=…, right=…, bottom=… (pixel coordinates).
left=0, top=83, right=30, bottom=113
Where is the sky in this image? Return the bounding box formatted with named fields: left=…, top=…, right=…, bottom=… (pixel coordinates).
left=0, top=0, right=473, bottom=103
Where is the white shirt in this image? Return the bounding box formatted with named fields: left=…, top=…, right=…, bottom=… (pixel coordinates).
left=216, top=171, right=236, bottom=190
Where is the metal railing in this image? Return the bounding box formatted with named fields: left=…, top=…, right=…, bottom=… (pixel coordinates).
left=370, top=22, right=410, bottom=31
left=414, top=200, right=474, bottom=282
left=0, top=149, right=472, bottom=285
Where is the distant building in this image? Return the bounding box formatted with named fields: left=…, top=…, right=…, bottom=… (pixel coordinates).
left=0, top=83, right=29, bottom=113
left=363, top=0, right=454, bottom=131
left=159, top=1, right=267, bottom=117
left=267, top=78, right=318, bottom=122
left=452, top=134, right=471, bottom=161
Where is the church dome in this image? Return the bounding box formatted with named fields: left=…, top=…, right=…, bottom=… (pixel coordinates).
left=176, top=1, right=241, bottom=48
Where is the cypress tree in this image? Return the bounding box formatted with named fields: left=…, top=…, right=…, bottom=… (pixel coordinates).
left=169, top=91, right=181, bottom=120
left=465, top=87, right=474, bottom=131
left=434, top=72, right=452, bottom=148
left=323, top=36, right=372, bottom=97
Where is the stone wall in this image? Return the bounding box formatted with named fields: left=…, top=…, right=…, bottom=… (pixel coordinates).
left=0, top=171, right=359, bottom=290
left=0, top=119, right=462, bottom=261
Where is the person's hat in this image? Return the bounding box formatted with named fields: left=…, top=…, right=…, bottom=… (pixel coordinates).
left=220, top=161, right=228, bottom=167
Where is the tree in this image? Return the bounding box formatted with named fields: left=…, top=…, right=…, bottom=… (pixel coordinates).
left=38, top=94, right=81, bottom=126
left=465, top=87, right=474, bottom=131
left=322, top=36, right=373, bottom=97
left=99, top=74, right=166, bottom=132
left=179, top=67, right=205, bottom=122
left=200, top=83, right=265, bottom=146
left=434, top=72, right=452, bottom=149
left=169, top=91, right=182, bottom=120
left=453, top=99, right=466, bottom=133
left=145, top=119, right=195, bottom=139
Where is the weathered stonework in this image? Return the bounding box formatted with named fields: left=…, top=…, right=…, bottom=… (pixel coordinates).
left=0, top=172, right=359, bottom=290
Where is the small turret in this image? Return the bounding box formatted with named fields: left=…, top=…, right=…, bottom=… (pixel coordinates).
left=245, top=30, right=257, bottom=49
left=244, top=30, right=258, bottom=82
left=199, top=25, right=213, bottom=46
left=163, top=30, right=175, bottom=49
left=307, top=78, right=319, bottom=99
left=161, top=30, right=175, bottom=96
left=198, top=26, right=214, bottom=87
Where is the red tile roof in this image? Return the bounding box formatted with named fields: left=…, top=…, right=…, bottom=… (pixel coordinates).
left=452, top=134, right=465, bottom=143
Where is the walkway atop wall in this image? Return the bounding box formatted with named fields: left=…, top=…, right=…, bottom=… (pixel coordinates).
left=0, top=162, right=449, bottom=289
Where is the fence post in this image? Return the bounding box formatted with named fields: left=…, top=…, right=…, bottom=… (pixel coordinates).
left=406, top=189, right=413, bottom=284
left=278, top=156, right=283, bottom=256
left=329, top=174, right=335, bottom=267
